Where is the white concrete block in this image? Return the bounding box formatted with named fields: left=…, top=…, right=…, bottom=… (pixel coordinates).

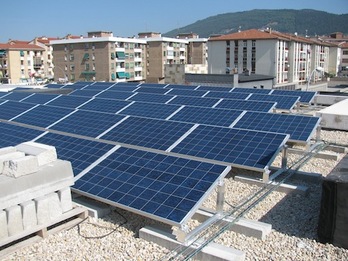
left=58, top=187, right=73, bottom=213
left=0, top=151, right=25, bottom=173
left=6, top=205, right=24, bottom=236
left=16, top=141, right=57, bottom=166
left=2, top=155, right=39, bottom=178
left=35, top=195, right=51, bottom=225
left=0, top=210, right=8, bottom=240
left=47, top=193, right=63, bottom=220
left=0, top=146, right=16, bottom=156
left=20, top=200, right=37, bottom=230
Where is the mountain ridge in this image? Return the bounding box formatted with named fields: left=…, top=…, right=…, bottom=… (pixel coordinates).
left=164, top=9, right=348, bottom=38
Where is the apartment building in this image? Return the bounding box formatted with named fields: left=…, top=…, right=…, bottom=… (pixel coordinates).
left=50, top=31, right=147, bottom=83
left=207, top=29, right=334, bottom=88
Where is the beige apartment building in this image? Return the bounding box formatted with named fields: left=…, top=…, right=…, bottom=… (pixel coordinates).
left=207, top=29, right=338, bottom=88
left=0, top=41, right=46, bottom=84
left=50, top=31, right=147, bottom=83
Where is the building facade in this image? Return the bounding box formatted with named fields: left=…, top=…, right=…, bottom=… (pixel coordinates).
left=0, top=41, right=45, bottom=84
left=207, top=29, right=335, bottom=88
left=50, top=31, right=147, bottom=83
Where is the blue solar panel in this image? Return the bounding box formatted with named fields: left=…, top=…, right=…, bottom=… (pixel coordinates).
left=100, top=117, right=194, bottom=150
left=0, top=100, right=37, bottom=120
left=0, top=92, right=34, bottom=101
left=12, top=105, right=74, bottom=128
left=45, top=83, right=65, bottom=89
left=129, top=93, right=174, bottom=103
left=168, top=96, right=220, bottom=107
left=46, top=95, right=92, bottom=109
left=197, top=86, right=233, bottom=92
left=107, top=86, right=138, bottom=92
left=63, top=82, right=92, bottom=89
left=95, top=90, right=134, bottom=100
left=231, top=87, right=272, bottom=94
left=21, top=93, right=60, bottom=104
left=50, top=110, right=126, bottom=138
left=139, top=83, right=167, bottom=88
left=205, top=91, right=250, bottom=100
left=118, top=102, right=181, bottom=119
left=171, top=126, right=289, bottom=170
left=36, top=133, right=114, bottom=176
left=247, top=93, right=300, bottom=110
left=168, top=106, right=243, bottom=127
left=69, top=89, right=102, bottom=97
left=271, top=90, right=316, bottom=103
left=135, top=87, right=169, bottom=94
left=166, top=89, right=208, bottom=97
left=79, top=98, right=130, bottom=113
left=215, top=99, right=276, bottom=112
left=164, top=84, right=196, bottom=90
left=0, top=122, right=44, bottom=148
left=74, top=146, right=229, bottom=225
left=233, top=111, right=320, bottom=142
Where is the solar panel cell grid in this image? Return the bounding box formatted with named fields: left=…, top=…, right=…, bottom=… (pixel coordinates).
left=168, top=96, right=220, bottom=107
left=79, top=98, right=130, bottom=113
left=0, top=101, right=36, bottom=120
left=166, top=89, right=208, bottom=97
left=0, top=92, right=34, bottom=101
left=69, top=89, right=103, bottom=97
left=128, top=92, right=174, bottom=103
left=118, top=102, right=181, bottom=119
left=205, top=91, right=250, bottom=100
left=247, top=93, right=300, bottom=110
left=21, top=93, right=59, bottom=104
left=215, top=99, right=276, bottom=112
left=46, top=95, right=92, bottom=109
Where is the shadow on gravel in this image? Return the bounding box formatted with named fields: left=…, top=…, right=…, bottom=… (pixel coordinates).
left=259, top=181, right=322, bottom=240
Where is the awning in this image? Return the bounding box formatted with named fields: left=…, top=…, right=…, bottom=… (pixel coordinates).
left=20, top=50, right=24, bottom=56
left=111, top=73, right=116, bottom=80
left=0, top=50, right=5, bottom=56
left=116, top=52, right=125, bottom=59
left=111, top=53, right=115, bottom=59
left=83, top=53, right=89, bottom=59
left=125, top=72, right=130, bottom=79
left=117, top=72, right=126, bottom=78
left=81, top=71, right=95, bottom=75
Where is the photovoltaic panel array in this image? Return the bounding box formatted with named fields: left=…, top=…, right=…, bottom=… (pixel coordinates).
left=21, top=93, right=60, bottom=104
left=205, top=91, right=250, bottom=100
left=69, top=89, right=102, bottom=98
left=45, top=95, right=92, bottom=109
left=107, top=86, right=139, bottom=92
left=0, top=92, right=34, bottom=101
left=99, top=117, right=194, bottom=150
left=170, top=125, right=289, bottom=170
left=74, top=146, right=230, bottom=225
left=271, top=89, right=316, bottom=103
left=168, top=106, right=243, bottom=127
left=168, top=96, right=220, bottom=108
left=0, top=100, right=37, bottom=120
left=166, top=89, right=208, bottom=97
left=231, top=87, right=272, bottom=94
left=247, top=93, right=300, bottom=110
left=196, top=86, right=234, bottom=92
left=95, top=90, right=134, bottom=100
left=135, top=87, right=169, bottom=94
left=164, top=84, right=197, bottom=90
left=233, top=111, right=321, bottom=143
left=78, top=98, right=130, bottom=113
left=128, top=92, right=174, bottom=104
left=117, top=102, right=181, bottom=119
left=215, top=99, right=276, bottom=113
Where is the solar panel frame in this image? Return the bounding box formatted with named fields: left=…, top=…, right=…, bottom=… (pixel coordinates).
left=21, top=93, right=60, bottom=104
left=117, top=102, right=182, bottom=119
left=94, top=90, right=134, bottom=100
left=68, top=89, right=103, bottom=97
left=73, top=146, right=231, bottom=226
left=197, top=86, right=234, bottom=92
left=134, top=87, right=169, bottom=94
left=128, top=92, right=174, bottom=104
left=271, top=89, right=317, bottom=103
left=0, top=100, right=37, bottom=120
left=166, top=89, right=208, bottom=97
left=205, top=91, right=250, bottom=100
left=247, top=93, right=300, bottom=110
left=76, top=98, right=130, bottom=113
left=168, top=96, right=220, bottom=108
left=231, top=87, right=272, bottom=94
left=215, top=99, right=277, bottom=112
left=0, top=92, right=34, bottom=101
left=45, top=95, right=92, bottom=109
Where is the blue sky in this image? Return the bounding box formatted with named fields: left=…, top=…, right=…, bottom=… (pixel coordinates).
left=2, top=0, right=347, bottom=42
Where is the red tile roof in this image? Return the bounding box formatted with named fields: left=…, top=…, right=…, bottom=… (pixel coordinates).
left=0, top=42, right=44, bottom=50
left=209, top=29, right=286, bottom=41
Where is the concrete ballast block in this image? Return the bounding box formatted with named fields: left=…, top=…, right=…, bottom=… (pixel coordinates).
left=35, top=195, right=51, bottom=225
left=20, top=200, right=38, bottom=230
left=58, top=187, right=73, bottom=213
left=0, top=151, right=26, bottom=173
left=2, top=155, right=39, bottom=178
left=6, top=205, right=24, bottom=236
left=0, top=146, right=16, bottom=156
left=16, top=141, right=57, bottom=166
left=0, top=210, right=8, bottom=240
left=47, top=193, right=63, bottom=220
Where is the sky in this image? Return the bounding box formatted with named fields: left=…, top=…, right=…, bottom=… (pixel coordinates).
left=1, top=0, right=348, bottom=42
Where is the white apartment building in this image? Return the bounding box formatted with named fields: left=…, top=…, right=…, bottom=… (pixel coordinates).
left=208, top=29, right=335, bottom=88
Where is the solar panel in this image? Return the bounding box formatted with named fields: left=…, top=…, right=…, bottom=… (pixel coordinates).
left=74, top=146, right=230, bottom=225
left=164, top=84, right=196, bottom=90
left=45, top=84, right=65, bottom=89
left=166, top=89, right=208, bottom=97
left=36, top=133, right=114, bottom=176
left=271, top=89, right=316, bottom=103
left=231, top=87, right=272, bottom=94
left=45, top=95, right=92, bottom=109
left=21, top=93, right=60, bottom=104
left=168, top=106, right=243, bottom=127
left=99, top=117, right=194, bottom=150
left=168, top=96, right=220, bottom=107
left=197, top=86, right=234, bottom=92
left=170, top=125, right=289, bottom=171
left=0, top=122, right=43, bottom=148
left=215, top=99, right=276, bottom=112
left=0, top=100, right=37, bottom=120
left=247, top=93, right=300, bottom=110
left=50, top=110, right=126, bottom=138
left=68, top=89, right=102, bottom=97
left=205, top=91, right=250, bottom=100
left=139, top=83, right=167, bottom=88
left=118, top=102, right=181, bottom=119
left=78, top=98, right=130, bottom=113
left=12, top=105, right=74, bottom=128
left=233, top=111, right=321, bottom=143
left=135, top=87, right=169, bottom=94
left=128, top=92, right=174, bottom=103
left=107, top=86, right=139, bottom=92
left=95, top=90, right=134, bottom=100
left=0, top=92, right=34, bottom=101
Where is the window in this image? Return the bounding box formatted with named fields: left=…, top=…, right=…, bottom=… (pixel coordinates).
left=69, top=54, right=74, bottom=61
left=85, top=63, right=90, bottom=71
left=70, top=64, right=75, bottom=71
left=27, top=60, right=31, bottom=66
left=343, top=50, right=348, bottom=55
left=111, top=63, right=114, bottom=69
left=84, top=43, right=89, bottom=50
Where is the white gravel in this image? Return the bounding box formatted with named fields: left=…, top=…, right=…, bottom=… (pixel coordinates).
left=3, top=129, right=348, bottom=261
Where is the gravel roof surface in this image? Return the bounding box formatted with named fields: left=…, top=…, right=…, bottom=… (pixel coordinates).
left=3, top=130, right=348, bottom=261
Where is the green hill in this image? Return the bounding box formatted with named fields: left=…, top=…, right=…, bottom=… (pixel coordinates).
left=164, top=9, right=348, bottom=37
